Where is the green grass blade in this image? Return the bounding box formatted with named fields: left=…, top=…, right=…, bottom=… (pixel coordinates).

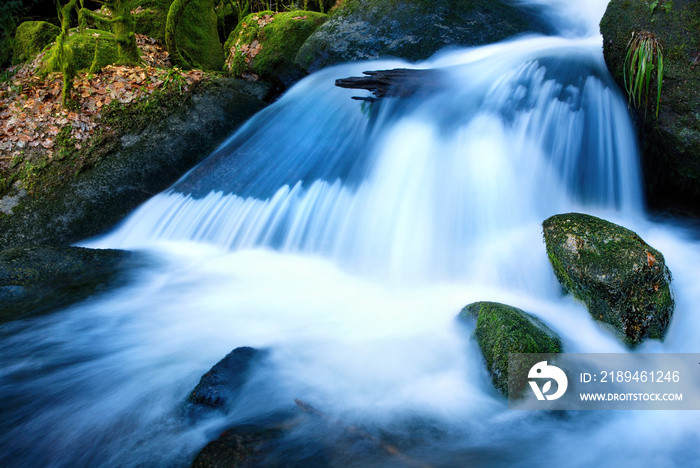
left=656, top=52, right=664, bottom=118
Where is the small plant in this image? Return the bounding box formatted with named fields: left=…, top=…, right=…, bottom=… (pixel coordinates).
left=624, top=30, right=664, bottom=118
left=162, top=67, right=187, bottom=93
left=649, top=0, right=673, bottom=14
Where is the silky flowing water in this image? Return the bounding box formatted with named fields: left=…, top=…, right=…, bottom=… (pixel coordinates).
left=2, top=1, right=700, bottom=466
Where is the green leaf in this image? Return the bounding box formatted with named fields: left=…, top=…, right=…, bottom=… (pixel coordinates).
left=656, top=53, right=663, bottom=118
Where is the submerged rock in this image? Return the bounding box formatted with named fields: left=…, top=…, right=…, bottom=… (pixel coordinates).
left=188, top=347, right=268, bottom=411
left=543, top=213, right=674, bottom=347
left=459, top=301, right=562, bottom=396
left=600, top=0, right=700, bottom=214
left=0, top=245, right=141, bottom=323
left=295, top=0, right=548, bottom=73
left=191, top=424, right=287, bottom=468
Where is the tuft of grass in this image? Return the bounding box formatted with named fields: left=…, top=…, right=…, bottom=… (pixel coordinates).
left=624, top=30, right=664, bottom=119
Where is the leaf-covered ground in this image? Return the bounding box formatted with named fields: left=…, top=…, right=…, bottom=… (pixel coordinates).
left=0, top=35, right=206, bottom=185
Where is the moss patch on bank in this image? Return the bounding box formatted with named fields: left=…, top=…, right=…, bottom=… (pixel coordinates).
left=224, top=10, right=327, bottom=86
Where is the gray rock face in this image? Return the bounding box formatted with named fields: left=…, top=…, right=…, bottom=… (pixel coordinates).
left=0, top=79, right=270, bottom=248
left=295, top=0, right=548, bottom=73
left=543, top=213, right=674, bottom=347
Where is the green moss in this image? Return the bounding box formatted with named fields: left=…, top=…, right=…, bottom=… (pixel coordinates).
left=41, top=29, right=121, bottom=74
left=225, top=10, right=327, bottom=83
left=542, top=213, right=674, bottom=347
left=131, top=8, right=164, bottom=42
left=166, top=0, right=224, bottom=70
left=459, top=302, right=562, bottom=396
left=12, top=21, right=60, bottom=64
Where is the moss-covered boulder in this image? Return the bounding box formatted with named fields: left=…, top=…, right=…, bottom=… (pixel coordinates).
left=0, top=78, right=270, bottom=248
left=543, top=213, right=674, bottom=347
left=224, top=10, right=328, bottom=87
left=41, top=29, right=120, bottom=74
left=600, top=0, right=700, bottom=214
left=0, top=245, right=141, bottom=323
left=13, top=21, right=60, bottom=64
left=458, top=302, right=562, bottom=396
left=86, top=0, right=224, bottom=70
left=165, top=0, right=225, bottom=70
left=295, top=0, right=548, bottom=73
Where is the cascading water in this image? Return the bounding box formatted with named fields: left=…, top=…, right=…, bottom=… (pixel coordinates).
left=98, top=36, right=643, bottom=284
left=2, top=1, right=700, bottom=466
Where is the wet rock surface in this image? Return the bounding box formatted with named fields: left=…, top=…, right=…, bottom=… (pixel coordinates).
left=543, top=213, right=674, bottom=347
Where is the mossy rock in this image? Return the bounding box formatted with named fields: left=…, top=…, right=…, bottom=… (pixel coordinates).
left=13, top=21, right=60, bottom=64
left=88, top=2, right=166, bottom=43
left=134, top=7, right=167, bottom=43
left=168, top=0, right=225, bottom=70
left=88, top=0, right=224, bottom=70
left=41, top=29, right=121, bottom=74
left=543, top=213, right=674, bottom=347
left=0, top=245, right=141, bottom=323
left=295, top=0, right=548, bottom=73
left=459, top=302, right=562, bottom=396
left=225, top=10, right=328, bottom=87
left=600, top=0, right=700, bottom=214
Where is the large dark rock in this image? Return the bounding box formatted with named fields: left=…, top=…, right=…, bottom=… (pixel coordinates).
left=0, top=79, right=270, bottom=248
left=0, top=245, right=141, bottom=323
left=543, top=213, right=674, bottom=347
left=295, top=0, right=548, bottom=73
left=188, top=347, right=268, bottom=411
left=458, top=301, right=562, bottom=396
left=600, top=0, right=700, bottom=214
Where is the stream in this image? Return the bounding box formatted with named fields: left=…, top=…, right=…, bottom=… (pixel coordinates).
left=2, top=1, right=699, bottom=466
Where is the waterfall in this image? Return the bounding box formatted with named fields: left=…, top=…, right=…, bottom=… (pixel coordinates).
left=3, top=0, right=700, bottom=466
left=94, top=36, right=643, bottom=285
